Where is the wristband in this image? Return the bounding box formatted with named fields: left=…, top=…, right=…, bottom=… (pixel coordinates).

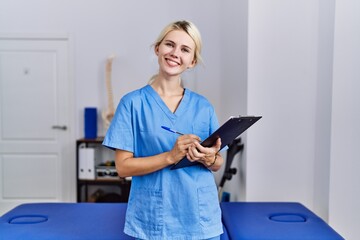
left=208, top=154, right=217, bottom=168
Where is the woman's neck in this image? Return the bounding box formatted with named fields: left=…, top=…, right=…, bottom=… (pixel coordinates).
left=150, top=74, right=185, bottom=113
left=150, top=74, right=183, bottom=97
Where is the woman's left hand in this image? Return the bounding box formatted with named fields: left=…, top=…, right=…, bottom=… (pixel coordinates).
left=186, top=138, right=222, bottom=167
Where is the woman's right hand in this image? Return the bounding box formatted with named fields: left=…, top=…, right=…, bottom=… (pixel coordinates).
left=168, top=134, right=201, bottom=164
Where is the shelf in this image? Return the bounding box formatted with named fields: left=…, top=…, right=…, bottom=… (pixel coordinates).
left=76, top=137, right=104, bottom=144
left=78, top=178, right=129, bottom=184
left=76, top=138, right=130, bottom=203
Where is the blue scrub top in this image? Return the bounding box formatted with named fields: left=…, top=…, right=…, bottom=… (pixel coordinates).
left=103, top=85, right=223, bottom=240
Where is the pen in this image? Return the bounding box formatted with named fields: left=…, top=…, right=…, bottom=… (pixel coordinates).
left=161, top=126, right=184, bottom=135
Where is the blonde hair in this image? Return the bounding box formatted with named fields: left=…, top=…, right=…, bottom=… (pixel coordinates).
left=154, top=20, right=203, bottom=65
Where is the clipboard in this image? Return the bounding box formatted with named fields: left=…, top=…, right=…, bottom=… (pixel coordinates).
left=171, top=115, right=262, bottom=170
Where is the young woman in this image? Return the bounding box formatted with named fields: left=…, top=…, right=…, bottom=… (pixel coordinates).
left=103, top=20, right=224, bottom=240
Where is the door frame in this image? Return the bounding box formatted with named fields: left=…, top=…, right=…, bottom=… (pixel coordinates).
left=0, top=33, right=76, bottom=202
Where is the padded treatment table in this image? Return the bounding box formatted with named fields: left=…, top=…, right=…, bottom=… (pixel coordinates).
left=0, top=203, right=133, bottom=240
left=0, top=202, right=343, bottom=240
left=221, top=202, right=344, bottom=240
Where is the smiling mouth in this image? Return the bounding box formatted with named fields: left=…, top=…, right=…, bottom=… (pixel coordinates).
left=165, top=57, right=180, bottom=66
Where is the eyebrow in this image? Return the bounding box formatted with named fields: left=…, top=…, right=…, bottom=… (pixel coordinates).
left=164, top=39, right=192, bottom=51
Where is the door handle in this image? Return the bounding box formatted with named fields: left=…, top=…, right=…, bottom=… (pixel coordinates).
left=52, top=125, right=67, bottom=130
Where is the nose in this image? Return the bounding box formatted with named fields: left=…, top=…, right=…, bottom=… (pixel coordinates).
left=170, top=47, right=180, bottom=58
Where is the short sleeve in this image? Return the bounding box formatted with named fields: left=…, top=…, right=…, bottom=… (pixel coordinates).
left=102, top=97, right=134, bottom=152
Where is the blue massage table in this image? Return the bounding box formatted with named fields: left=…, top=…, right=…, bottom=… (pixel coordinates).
left=0, top=202, right=343, bottom=239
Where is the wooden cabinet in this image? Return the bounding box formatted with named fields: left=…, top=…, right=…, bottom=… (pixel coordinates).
left=76, top=138, right=131, bottom=202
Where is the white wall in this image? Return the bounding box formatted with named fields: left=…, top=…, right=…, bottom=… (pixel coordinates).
left=329, top=0, right=360, bottom=239
left=313, top=0, right=335, bottom=222
left=244, top=0, right=359, bottom=238
left=217, top=0, right=249, bottom=201
left=247, top=0, right=319, bottom=206
left=0, top=0, right=223, bottom=137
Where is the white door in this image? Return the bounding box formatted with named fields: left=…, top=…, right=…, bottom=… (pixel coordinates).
left=0, top=36, right=75, bottom=215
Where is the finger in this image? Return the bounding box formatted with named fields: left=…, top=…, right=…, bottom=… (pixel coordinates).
left=187, top=147, right=200, bottom=161
left=176, top=137, right=196, bottom=148
left=186, top=153, right=196, bottom=162
left=187, top=145, right=196, bottom=159
left=187, top=151, right=195, bottom=161
left=193, top=141, right=206, bottom=153
left=194, top=138, right=221, bottom=153
left=215, top=138, right=222, bottom=151
left=186, top=134, right=201, bottom=142
left=178, top=136, right=200, bottom=146
left=190, top=144, right=205, bottom=159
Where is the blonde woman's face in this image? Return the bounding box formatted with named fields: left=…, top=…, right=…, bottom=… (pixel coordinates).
left=155, top=30, right=196, bottom=78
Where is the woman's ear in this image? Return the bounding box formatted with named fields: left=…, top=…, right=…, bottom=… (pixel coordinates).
left=188, top=59, right=197, bottom=69
left=154, top=45, right=159, bottom=56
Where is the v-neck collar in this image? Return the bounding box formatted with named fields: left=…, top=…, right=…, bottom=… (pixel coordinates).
left=144, top=84, right=190, bottom=121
